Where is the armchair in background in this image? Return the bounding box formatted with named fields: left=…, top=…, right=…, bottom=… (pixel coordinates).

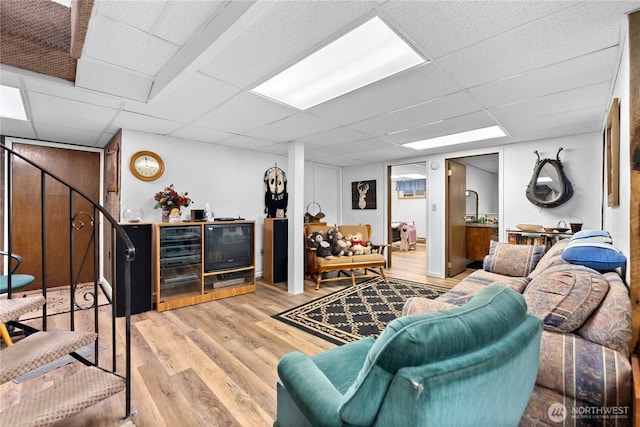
left=0, top=251, right=35, bottom=346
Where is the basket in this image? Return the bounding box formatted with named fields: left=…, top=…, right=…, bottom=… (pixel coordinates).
left=304, top=202, right=325, bottom=223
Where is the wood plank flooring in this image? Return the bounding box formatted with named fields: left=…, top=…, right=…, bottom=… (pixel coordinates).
left=1, top=243, right=475, bottom=426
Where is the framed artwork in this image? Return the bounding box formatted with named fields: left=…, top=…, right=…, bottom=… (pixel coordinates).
left=106, top=146, right=119, bottom=193
left=351, top=180, right=376, bottom=209
left=605, top=98, right=620, bottom=207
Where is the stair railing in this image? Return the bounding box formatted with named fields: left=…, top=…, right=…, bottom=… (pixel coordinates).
left=0, top=143, right=135, bottom=419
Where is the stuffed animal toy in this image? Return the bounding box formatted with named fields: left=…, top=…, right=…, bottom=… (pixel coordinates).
left=326, top=227, right=344, bottom=257
left=308, top=231, right=332, bottom=258
left=338, top=232, right=353, bottom=256
left=399, top=223, right=410, bottom=251
left=349, top=232, right=366, bottom=256
left=363, top=241, right=373, bottom=255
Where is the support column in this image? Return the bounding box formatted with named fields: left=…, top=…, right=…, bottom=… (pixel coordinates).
left=287, top=141, right=305, bottom=294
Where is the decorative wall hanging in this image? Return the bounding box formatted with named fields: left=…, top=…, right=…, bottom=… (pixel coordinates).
left=351, top=180, right=376, bottom=209
left=264, top=165, right=288, bottom=218
left=525, top=148, right=573, bottom=208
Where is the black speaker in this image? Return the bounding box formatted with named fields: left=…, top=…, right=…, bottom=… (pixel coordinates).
left=116, top=224, right=152, bottom=317
left=264, top=218, right=287, bottom=283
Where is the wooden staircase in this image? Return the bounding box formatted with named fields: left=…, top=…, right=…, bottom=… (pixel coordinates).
left=0, top=296, right=126, bottom=426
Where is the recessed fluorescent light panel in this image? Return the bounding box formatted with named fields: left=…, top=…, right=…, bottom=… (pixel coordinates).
left=0, top=85, right=28, bottom=121
left=251, top=16, right=426, bottom=110
left=403, top=126, right=506, bottom=150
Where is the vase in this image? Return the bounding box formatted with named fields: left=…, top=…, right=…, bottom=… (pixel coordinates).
left=161, top=206, right=171, bottom=223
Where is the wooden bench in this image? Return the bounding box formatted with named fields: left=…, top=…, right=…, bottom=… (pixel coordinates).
left=304, top=224, right=388, bottom=289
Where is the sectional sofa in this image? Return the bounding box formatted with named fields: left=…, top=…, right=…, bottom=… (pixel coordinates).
left=403, top=237, right=632, bottom=426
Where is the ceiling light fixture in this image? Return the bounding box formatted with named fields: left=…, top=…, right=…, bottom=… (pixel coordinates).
left=0, top=85, right=28, bottom=121
left=251, top=16, right=426, bottom=110
left=402, top=125, right=506, bottom=150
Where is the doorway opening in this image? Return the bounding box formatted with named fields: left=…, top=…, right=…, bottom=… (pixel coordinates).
left=387, top=162, right=428, bottom=280
left=445, top=153, right=499, bottom=277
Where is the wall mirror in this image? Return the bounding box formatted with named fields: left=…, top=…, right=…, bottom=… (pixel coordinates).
left=466, top=189, right=478, bottom=220
left=525, top=148, right=573, bottom=208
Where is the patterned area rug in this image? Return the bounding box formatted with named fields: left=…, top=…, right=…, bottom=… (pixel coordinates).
left=273, top=277, right=450, bottom=345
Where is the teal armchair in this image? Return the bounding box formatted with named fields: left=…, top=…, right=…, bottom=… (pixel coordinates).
left=274, top=286, right=542, bottom=427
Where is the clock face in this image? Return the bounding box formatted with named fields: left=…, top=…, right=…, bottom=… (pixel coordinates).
left=130, top=151, right=164, bottom=181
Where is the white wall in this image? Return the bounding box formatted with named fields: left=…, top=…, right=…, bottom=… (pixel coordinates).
left=340, top=163, right=387, bottom=242
left=604, top=19, right=630, bottom=282
left=304, top=162, right=341, bottom=226
left=119, top=130, right=289, bottom=276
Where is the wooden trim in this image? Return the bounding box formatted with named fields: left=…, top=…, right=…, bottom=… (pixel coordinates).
left=606, top=97, right=620, bottom=206
left=633, top=355, right=640, bottom=427
left=629, top=10, right=640, bottom=352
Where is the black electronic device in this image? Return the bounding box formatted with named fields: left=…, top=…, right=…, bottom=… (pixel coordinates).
left=204, top=222, right=254, bottom=272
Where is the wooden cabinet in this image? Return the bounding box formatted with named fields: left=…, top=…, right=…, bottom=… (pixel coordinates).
left=466, top=224, right=498, bottom=261
left=153, top=222, right=255, bottom=311
left=263, top=218, right=287, bottom=284
left=506, top=229, right=571, bottom=250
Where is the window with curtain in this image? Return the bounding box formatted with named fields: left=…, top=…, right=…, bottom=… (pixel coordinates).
left=395, top=179, right=426, bottom=199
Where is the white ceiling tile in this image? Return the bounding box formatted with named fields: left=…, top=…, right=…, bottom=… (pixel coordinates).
left=469, top=47, right=619, bottom=108
left=198, top=1, right=377, bottom=88
left=309, top=64, right=460, bottom=125
left=300, top=126, right=371, bottom=145
left=505, top=120, right=603, bottom=142
left=215, top=134, right=277, bottom=150
left=0, top=117, right=37, bottom=139
left=383, top=111, right=498, bottom=145
left=76, top=59, right=153, bottom=102
left=95, top=0, right=168, bottom=32
left=490, top=82, right=610, bottom=124
left=96, top=132, right=116, bottom=148
left=152, top=1, right=225, bottom=45
left=169, top=126, right=233, bottom=144
left=84, top=14, right=179, bottom=76
left=0, top=68, right=25, bottom=86
left=33, top=123, right=104, bottom=146
left=437, top=2, right=632, bottom=87
left=25, top=76, right=123, bottom=109
left=381, top=1, right=573, bottom=58
left=503, top=106, right=605, bottom=140
left=113, top=111, right=182, bottom=134
left=351, top=91, right=482, bottom=136
left=28, top=92, right=119, bottom=131
left=124, top=72, right=240, bottom=123
left=246, top=112, right=339, bottom=142
left=193, top=91, right=296, bottom=134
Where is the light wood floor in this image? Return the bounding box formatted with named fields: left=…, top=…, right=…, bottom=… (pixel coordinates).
left=1, top=244, right=475, bottom=427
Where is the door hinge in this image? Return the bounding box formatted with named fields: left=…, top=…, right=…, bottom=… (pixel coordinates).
left=447, top=261, right=452, bottom=269
left=447, top=169, right=453, bottom=176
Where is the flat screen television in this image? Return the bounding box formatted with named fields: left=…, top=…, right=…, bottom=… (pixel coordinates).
left=204, top=222, right=254, bottom=272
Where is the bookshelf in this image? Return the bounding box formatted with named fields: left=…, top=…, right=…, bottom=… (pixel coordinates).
left=506, top=229, right=572, bottom=250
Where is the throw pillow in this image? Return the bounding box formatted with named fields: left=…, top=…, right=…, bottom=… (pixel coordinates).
left=483, top=241, right=545, bottom=277
left=523, top=264, right=609, bottom=332
left=570, top=229, right=611, bottom=241
left=562, top=241, right=626, bottom=271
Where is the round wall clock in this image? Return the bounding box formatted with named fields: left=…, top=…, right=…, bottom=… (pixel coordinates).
left=130, top=150, right=164, bottom=181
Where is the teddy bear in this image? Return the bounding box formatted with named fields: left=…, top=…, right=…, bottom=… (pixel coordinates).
left=326, top=227, right=344, bottom=257
left=336, top=230, right=353, bottom=256
left=308, top=231, right=332, bottom=258
left=349, top=232, right=367, bottom=256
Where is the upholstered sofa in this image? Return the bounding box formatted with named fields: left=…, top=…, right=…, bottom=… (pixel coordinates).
left=304, top=224, right=388, bottom=289
left=404, top=237, right=633, bottom=426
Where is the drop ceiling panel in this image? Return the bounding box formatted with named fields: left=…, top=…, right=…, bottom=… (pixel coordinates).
left=246, top=112, right=338, bottom=142
left=26, top=76, right=123, bottom=109
left=504, top=106, right=605, bottom=140
left=382, top=111, right=498, bottom=145
left=351, top=91, right=482, bottom=137
left=381, top=1, right=573, bottom=58
left=95, top=1, right=167, bottom=32
left=75, top=59, right=153, bottom=102
left=112, top=111, right=182, bottom=135
left=300, top=126, right=371, bottom=145
left=0, top=118, right=37, bottom=139
left=124, top=72, right=239, bottom=123
left=197, top=1, right=376, bottom=88
left=469, top=47, right=619, bottom=109
left=506, top=120, right=603, bottom=142
left=309, top=64, right=460, bottom=125
left=28, top=92, right=118, bottom=131
left=489, top=82, right=610, bottom=124
left=33, top=123, right=104, bottom=146
left=193, top=91, right=296, bottom=134
left=437, top=2, right=632, bottom=88
left=152, top=1, right=225, bottom=45
left=83, top=14, right=179, bottom=77
left=169, top=126, right=233, bottom=144
left=215, top=134, right=277, bottom=150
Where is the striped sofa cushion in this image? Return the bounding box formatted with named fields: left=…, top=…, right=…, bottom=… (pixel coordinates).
left=483, top=241, right=545, bottom=277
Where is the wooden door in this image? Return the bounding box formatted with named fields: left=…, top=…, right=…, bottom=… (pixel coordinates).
left=11, top=143, right=100, bottom=290
left=446, top=159, right=467, bottom=277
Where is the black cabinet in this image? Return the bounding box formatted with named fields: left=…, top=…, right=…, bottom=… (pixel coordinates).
left=116, top=224, right=152, bottom=317
left=264, top=218, right=287, bottom=283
